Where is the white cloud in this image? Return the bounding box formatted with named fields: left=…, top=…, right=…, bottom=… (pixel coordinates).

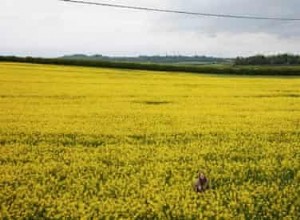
left=0, top=0, right=299, bottom=57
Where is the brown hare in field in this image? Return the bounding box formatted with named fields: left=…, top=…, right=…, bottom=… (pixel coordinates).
left=194, top=171, right=209, bottom=193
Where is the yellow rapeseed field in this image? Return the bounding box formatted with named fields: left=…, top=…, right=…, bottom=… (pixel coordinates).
left=0, top=62, right=299, bottom=219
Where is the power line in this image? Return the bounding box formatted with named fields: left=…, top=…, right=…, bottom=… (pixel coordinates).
left=60, top=0, right=300, bottom=21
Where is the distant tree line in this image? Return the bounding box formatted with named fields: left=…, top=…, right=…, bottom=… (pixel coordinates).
left=0, top=56, right=299, bottom=76
left=235, top=54, right=300, bottom=65
left=61, top=54, right=229, bottom=64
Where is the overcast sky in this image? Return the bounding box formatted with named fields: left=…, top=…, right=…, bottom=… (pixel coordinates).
left=1, top=0, right=300, bottom=57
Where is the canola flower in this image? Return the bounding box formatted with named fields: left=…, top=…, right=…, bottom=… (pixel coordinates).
left=0, top=63, right=299, bottom=219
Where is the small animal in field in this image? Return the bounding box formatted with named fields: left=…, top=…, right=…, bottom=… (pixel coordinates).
left=194, top=171, right=209, bottom=193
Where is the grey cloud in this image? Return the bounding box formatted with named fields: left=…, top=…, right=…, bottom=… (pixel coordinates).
left=160, top=0, right=300, bottom=38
